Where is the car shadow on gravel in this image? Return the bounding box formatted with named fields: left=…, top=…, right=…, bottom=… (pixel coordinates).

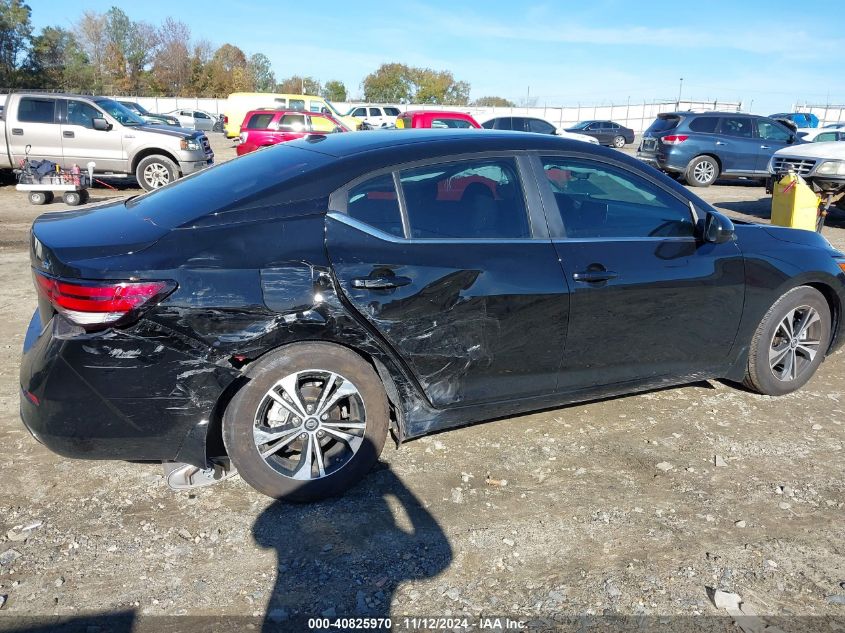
left=253, top=464, right=452, bottom=631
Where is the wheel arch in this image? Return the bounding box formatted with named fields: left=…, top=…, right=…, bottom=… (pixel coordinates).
left=724, top=277, right=842, bottom=383
left=693, top=152, right=722, bottom=172
left=130, top=148, right=181, bottom=175
left=806, top=280, right=842, bottom=354
left=203, top=339, right=407, bottom=466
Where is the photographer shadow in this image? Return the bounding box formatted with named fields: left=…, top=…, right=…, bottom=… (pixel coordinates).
left=253, top=465, right=452, bottom=631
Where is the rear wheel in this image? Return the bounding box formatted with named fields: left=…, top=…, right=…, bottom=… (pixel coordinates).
left=744, top=286, right=831, bottom=395
left=612, top=135, right=625, bottom=148
left=223, top=343, right=389, bottom=501
left=62, top=191, right=82, bottom=206
left=685, top=155, right=719, bottom=187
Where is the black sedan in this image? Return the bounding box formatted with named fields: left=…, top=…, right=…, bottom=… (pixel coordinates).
left=20, top=130, right=845, bottom=502
left=566, top=120, right=635, bottom=147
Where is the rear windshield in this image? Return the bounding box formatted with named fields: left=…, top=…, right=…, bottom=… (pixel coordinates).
left=124, top=144, right=333, bottom=228
left=645, top=115, right=681, bottom=134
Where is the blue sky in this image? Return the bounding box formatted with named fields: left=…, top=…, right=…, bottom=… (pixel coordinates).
left=30, top=0, right=845, bottom=113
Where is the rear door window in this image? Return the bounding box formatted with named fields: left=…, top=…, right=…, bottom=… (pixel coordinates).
left=369, top=108, right=381, bottom=117
left=528, top=119, right=555, bottom=134
left=430, top=117, right=473, bottom=129
left=720, top=116, right=753, bottom=138
left=19, top=97, right=57, bottom=123
left=399, top=158, right=530, bottom=239
left=346, top=174, right=404, bottom=237
left=245, top=113, right=274, bottom=129
left=540, top=157, right=694, bottom=239
left=278, top=114, right=306, bottom=131
left=688, top=117, right=719, bottom=133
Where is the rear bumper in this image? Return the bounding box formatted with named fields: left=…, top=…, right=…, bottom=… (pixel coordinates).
left=19, top=310, right=238, bottom=467
left=636, top=147, right=690, bottom=174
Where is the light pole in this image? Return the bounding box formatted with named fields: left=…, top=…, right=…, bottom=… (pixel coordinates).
left=677, top=78, right=684, bottom=107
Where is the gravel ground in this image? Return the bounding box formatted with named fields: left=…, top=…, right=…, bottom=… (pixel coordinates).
left=0, top=135, right=843, bottom=632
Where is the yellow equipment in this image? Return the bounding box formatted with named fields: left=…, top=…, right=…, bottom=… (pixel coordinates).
left=771, top=172, right=821, bottom=232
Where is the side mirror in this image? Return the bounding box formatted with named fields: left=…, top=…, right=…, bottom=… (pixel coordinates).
left=92, top=117, right=110, bottom=131
left=703, top=210, right=735, bottom=244
left=788, top=133, right=796, bottom=144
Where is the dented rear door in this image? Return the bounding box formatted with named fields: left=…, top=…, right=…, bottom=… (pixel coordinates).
left=325, top=154, right=570, bottom=409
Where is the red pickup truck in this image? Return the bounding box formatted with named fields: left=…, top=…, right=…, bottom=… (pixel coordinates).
left=395, top=110, right=481, bottom=129
left=237, top=109, right=349, bottom=156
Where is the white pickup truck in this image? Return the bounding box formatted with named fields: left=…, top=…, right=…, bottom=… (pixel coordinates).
left=770, top=141, right=845, bottom=195
left=0, top=93, right=214, bottom=191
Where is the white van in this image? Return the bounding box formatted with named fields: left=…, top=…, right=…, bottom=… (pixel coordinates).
left=346, top=104, right=402, bottom=128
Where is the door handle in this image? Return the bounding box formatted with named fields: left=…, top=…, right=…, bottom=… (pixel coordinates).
left=573, top=270, right=619, bottom=283
left=715, top=141, right=727, bottom=145
left=63, top=131, right=75, bottom=138
left=351, top=276, right=412, bottom=289
left=760, top=145, right=771, bottom=149
left=11, top=128, right=23, bottom=136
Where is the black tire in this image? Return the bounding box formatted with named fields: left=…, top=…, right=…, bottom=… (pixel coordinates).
left=744, top=286, right=831, bottom=396
left=135, top=155, right=178, bottom=192
left=43, top=191, right=54, bottom=204
left=28, top=191, right=48, bottom=205
left=62, top=191, right=82, bottom=206
left=78, top=190, right=90, bottom=205
left=612, top=135, right=625, bottom=148
left=223, top=343, right=389, bottom=501
left=685, top=155, right=719, bottom=187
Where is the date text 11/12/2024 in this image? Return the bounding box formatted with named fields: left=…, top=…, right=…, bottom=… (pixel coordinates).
left=307, top=616, right=527, bottom=630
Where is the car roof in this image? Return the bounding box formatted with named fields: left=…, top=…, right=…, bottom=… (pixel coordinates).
left=402, top=110, right=472, bottom=117
left=285, top=128, right=614, bottom=159
left=245, top=109, right=326, bottom=116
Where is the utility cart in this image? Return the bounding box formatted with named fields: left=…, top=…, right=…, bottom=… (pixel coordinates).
left=15, top=147, right=92, bottom=206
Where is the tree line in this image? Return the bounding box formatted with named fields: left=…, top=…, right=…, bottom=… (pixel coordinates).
left=1, top=1, right=516, bottom=106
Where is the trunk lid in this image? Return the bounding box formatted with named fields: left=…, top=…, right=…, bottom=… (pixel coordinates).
left=30, top=201, right=169, bottom=279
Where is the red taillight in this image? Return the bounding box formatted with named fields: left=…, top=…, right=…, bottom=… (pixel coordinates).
left=34, top=271, right=174, bottom=329
left=221, top=115, right=228, bottom=124
left=662, top=135, right=689, bottom=145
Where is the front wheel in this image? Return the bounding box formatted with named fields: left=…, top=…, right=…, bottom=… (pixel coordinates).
left=223, top=343, right=389, bottom=501
left=612, top=135, right=625, bottom=148
left=135, top=155, right=178, bottom=191
left=744, top=286, right=831, bottom=396
left=685, top=155, right=719, bottom=187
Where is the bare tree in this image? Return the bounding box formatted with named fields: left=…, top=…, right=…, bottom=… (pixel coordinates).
left=152, top=17, right=192, bottom=95
left=74, top=10, right=107, bottom=92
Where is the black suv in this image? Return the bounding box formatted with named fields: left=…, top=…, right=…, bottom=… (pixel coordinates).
left=637, top=111, right=801, bottom=187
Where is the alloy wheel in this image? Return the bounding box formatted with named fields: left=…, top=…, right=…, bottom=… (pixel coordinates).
left=769, top=305, right=822, bottom=382
left=253, top=370, right=366, bottom=480
left=692, top=160, right=715, bottom=184
left=143, top=163, right=171, bottom=188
